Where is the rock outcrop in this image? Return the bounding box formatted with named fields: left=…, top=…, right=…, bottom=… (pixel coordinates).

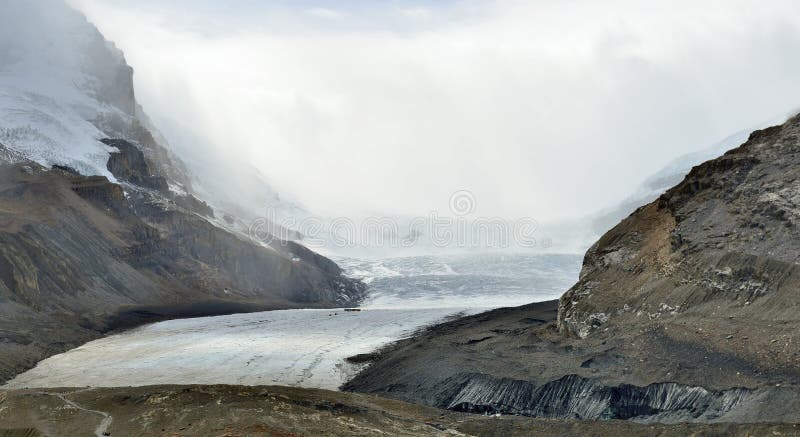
left=103, top=138, right=168, bottom=191
left=345, top=114, right=800, bottom=423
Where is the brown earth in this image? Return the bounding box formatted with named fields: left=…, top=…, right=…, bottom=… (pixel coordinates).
left=1, top=385, right=799, bottom=437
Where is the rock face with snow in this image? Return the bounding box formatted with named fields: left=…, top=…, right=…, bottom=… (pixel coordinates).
left=0, top=0, right=174, bottom=183
left=0, top=0, right=365, bottom=383
left=346, top=115, right=800, bottom=422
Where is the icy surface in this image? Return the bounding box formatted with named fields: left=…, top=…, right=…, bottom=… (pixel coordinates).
left=340, top=253, right=581, bottom=309
left=4, top=307, right=477, bottom=390
left=5, top=253, right=581, bottom=391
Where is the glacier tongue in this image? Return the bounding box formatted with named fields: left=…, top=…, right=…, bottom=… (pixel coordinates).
left=3, top=307, right=479, bottom=391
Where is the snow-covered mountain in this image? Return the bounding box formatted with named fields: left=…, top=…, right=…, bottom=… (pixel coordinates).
left=0, top=0, right=315, bottom=248
left=0, top=0, right=190, bottom=189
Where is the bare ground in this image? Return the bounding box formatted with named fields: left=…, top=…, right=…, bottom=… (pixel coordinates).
left=1, top=385, right=799, bottom=437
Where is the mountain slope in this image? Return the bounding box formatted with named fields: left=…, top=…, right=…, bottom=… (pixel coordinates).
left=0, top=0, right=365, bottom=383
left=0, top=162, right=364, bottom=382
left=588, top=113, right=792, bottom=239
left=345, top=115, right=800, bottom=423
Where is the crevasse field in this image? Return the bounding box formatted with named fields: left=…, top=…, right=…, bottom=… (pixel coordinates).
left=4, top=254, right=580, bottom=390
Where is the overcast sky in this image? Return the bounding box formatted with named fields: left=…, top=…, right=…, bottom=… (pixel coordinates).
left=69, top=0, right=800, bottom=220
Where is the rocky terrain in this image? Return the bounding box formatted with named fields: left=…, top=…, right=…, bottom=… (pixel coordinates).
left=345, top=115, right=800, bottom=423
left=0, top=156, right=364, bottom=384
left=1, top=385, right=799, bottom=437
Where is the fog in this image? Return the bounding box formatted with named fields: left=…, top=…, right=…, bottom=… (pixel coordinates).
left=68, top=0, right=800, bottom=221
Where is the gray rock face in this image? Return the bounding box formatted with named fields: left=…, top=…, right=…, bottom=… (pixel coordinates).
left=346, top=114, right=800, bottom=423
left=103, top=138, right=169, bottom=191
left=84, top=32, right=137, bottom=117
left=443, top=373, right=767, bottom=422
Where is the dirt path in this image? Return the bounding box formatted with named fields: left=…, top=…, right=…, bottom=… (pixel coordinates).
left=42, top=390, right=112, bottom=437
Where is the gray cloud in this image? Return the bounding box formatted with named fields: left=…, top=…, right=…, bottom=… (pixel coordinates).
left=69, top=0, right=800, bottom=220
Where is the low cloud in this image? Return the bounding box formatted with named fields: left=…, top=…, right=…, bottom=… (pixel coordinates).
left=69, top=0, right=800, bottom=220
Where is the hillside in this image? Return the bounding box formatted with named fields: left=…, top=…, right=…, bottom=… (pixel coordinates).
left=344, top=115, right=800, bottom=423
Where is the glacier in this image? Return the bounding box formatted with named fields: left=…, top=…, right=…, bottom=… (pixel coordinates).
left=4, top=253, right=581, bottom=390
